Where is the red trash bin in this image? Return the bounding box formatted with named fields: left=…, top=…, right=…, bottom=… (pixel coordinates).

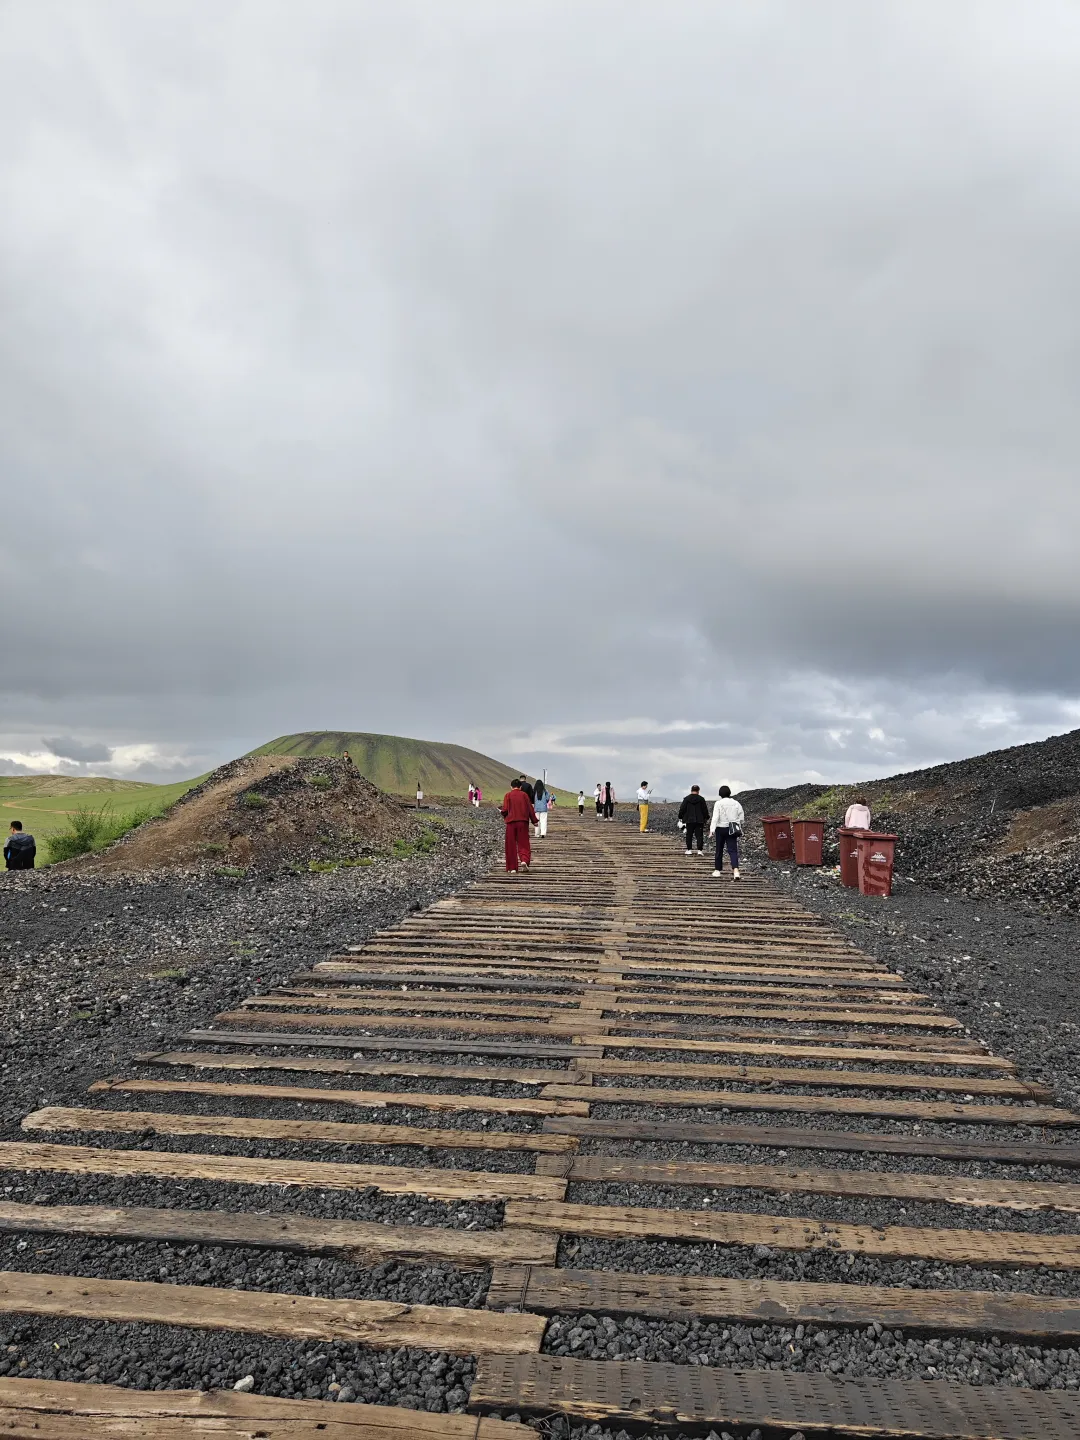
left=857, top=832, right=897, bottom=897
left=837, top=826, right=862, bottom=888
left=761, top=815, right=793, bottom=861
left=792, top=819, right=825, bottom=866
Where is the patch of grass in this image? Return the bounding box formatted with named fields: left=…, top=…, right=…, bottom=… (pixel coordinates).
left=70, top=1010, right=93, bottom=1021
left=390, top=827, right=441, bottom=860
left=309, top=774, right=333, bottom=790
left=341, top=856, right=375, bottom=868
left=215, top=866, right=247, bottom=879
left=44, top=803, right=157, bottom=863
left=308, top=859, right=339, bottom=873
left=150, top=968, right=188, bottom=982
left=241, top=792, right=269, bottom=809
left=199, top=842, right=226, bottom=854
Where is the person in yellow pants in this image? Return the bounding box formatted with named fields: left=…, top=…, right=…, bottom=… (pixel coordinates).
left=636, top=781, right=652, bottom=832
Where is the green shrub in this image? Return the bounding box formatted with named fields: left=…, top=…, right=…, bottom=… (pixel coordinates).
left=241, top=792, right=269, bottom=809
left=341, top=857, right=374, bottom=868
left=45, top=804, right=156, bottom=863
left=309, top=774, right=333, bottom=790
left=308, top=859, right=339, bottom=873
left=199, top=842, right=226, bottom=854
left=215, top=866, right=247, bottom=879
left=151, top=968, right=188, bottom=982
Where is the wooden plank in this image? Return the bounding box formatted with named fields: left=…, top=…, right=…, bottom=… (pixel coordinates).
left=578, top=1058, right=1042, bottom=1097
left=470, top=1353, right=1080, bottom=1439
left=0, top=1199, right=558, bottom=1268
left=585, top=1037, right=1013, bottom=1069
left=540, top=1082, right=1078, bottom=1126
left=249, top=995, right=578, bottom=1017
left=137, top=1050, right=569, bottom=1084
left=504, top=1199, right=1080, bottom=1269
left=290, top=972, right=582, bottom=992
left=531, top=1153, right=1080, bottom=1212
left=0, top=1270, right=545, bottom=1356
left=86, top=1076, right=590, bottom=1118
left=600, top=1007, right=959, bottom=1030
left=214, top=1011, right=568, bottom=1037
left=0, top=1378, right=531, bottom=1439
left=184, top=1030, right=602, bottom=1059
left=0, top=1141, right=567, bottom=1203
left=544, top=1114, right=1080, bottom=1167
left=488, top=1263, right=1080, bottom=1340
left=598, top=1030, right=991, bottom=1054
left=24, top=1105, right=580, bottom=1154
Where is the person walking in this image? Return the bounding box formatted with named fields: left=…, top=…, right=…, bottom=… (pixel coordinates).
left=577, top=790, right=586, bottom=816
left=533, top=780, right=549, bottom=838
left=473, top=784, right=482, bottom=808
left=520, top=777, right=536, bottom=804
left=636, top=780, right=652, bottom=832
left=467, top=783, right=475, bottom=806
left=602, top=781, right=615, bottom=820
left=678, top=785, right=709, bottom=857
left=4, top=821, right=35, bottom=870
left=844, top=796, right=872, bottom=830
left=710, top=784, right=745, bottom=880
left=500, top=778, right=538, bottom=874
left=594, top=783, right=603, bottom=819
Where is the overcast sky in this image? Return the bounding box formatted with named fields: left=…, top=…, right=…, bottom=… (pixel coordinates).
left=4, top=0, right=1080, bottom=796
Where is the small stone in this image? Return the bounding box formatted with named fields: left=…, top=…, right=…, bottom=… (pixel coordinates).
left=233, top=1375, right=255, bottom=1392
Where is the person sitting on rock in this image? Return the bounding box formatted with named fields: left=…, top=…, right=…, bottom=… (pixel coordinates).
left=4, top=821, right=36, bottom=870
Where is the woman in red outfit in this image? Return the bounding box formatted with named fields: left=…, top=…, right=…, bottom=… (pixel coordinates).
left=501, top=778, right=539, bottom=873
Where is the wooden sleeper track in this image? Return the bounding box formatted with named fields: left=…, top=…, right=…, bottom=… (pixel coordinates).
left=3, top=812, right=1079, bottom=1437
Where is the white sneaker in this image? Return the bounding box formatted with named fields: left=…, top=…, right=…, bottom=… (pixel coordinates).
left=733, top=868, right=741, bottom=881
left=712, top=869, right=721, bottom=877
left=685, top=851, right=692, bottom=857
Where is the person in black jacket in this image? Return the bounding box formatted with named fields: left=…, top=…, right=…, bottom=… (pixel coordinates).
left=4, top=822, right=36, bottom=870
left=677, top=785, right=709, bottom=857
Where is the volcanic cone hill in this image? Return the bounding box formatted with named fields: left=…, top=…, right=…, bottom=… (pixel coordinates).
left=737, top=725, right=1080, bottom=912
left=249, top=730, right=520, bottom=798
left=69, top=755, right=424, bottom=876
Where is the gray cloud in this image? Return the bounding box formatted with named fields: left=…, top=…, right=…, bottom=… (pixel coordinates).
left=42, top=737, right=114, bottom=764
left=3, top=1, right=1080, bottom=792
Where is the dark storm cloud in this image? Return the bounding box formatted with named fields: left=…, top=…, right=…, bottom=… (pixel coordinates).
left=2, top=1, right=1080, bottom=791
left=41, top=737, right=113, bottom=763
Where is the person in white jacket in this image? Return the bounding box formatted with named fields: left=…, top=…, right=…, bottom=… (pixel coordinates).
left=709, top=784, right=745, bottom=880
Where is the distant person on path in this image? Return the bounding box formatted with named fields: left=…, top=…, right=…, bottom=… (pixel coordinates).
left=577, top=790, right=586, bottom=815
left=678, top=785, right=709, bottom=857
left=533, top=780, right=549, bottom=838
left=710, top=784, right=745, bottom=880
left=602, top=781, right=616, bottom=820
left=473, top=784, right=482, bottom=808
left=4, top=822, right=35, bottom=870
left=844, top=796, right=872, bottom=830
left=415, top=781, right=423, bottom=809
left=500, top=778, right=538, bottom=874
left=594, top=783, right=602, bottom=819
left=636, top=781, right=652, bottom=832
left=467, top=783, right=475, bottom=806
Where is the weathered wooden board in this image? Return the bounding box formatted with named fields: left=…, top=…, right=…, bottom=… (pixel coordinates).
left=0, top=1200, right=557, bottom=1267
left=137, top=1051, right=569, bottom=1084
left=531, top=1153, right=1080, bottom=1212
left=543, top=1115, right=1080, bottom=1167
left=504, top=1199, right=1080, bottom=1269
left=540, top=1082, right=1077, bottom=1126
left=0, top=1141, right=567, bottom=1202
left=0, top=1270, right=545, bottom=1356
left=24, top=1105, right=579, bottom=1153
left=185, top=1029, right=602, bottom=1059
left=249, top=995, right=577, bottom=1018
left=598, top=1030, right=986, bottom=1053
left=487, top=1263, right=1080, bottom=1339
left=0, top=1378, right=532, bottom=1439
left=470, top=1353, right=1080, bottom=1438
left=579, top=1037, right=1012, bottom=1069
left=86, top=1076, right=590, bottom=1118
left=577, top=1057, right=1041, bottom=1097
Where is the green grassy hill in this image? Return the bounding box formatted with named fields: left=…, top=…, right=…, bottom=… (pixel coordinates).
left=250, top=731, right=549, bottom=800
left=0, top=775, right=199, bottom=843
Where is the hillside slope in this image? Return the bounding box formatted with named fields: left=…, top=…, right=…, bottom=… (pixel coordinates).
left=737, top=727, right=1080, bottom=912
left=250, top=731, right=522, bottom=798
left=0, top=775, right=199, bottom=844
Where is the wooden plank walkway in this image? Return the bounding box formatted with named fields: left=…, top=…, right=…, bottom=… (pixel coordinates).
left=2, top=809, right=1075, bottom=1436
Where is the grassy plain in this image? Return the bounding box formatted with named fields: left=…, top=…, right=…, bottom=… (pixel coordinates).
left=0, top=776, right=199, bottom=844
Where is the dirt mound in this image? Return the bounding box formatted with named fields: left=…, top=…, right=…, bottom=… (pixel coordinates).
left=72, top=755, right=423, bottom=875
left=736, top=726, right=1080, bottom=914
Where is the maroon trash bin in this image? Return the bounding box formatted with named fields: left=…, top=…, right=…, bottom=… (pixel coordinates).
left=761, top=815, right=793, bottom=861
left=792, top=818, right=825, bottom=866
left=837, top=826, right=862, bottom=888
left=857, top=832, right=897, bottom=897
